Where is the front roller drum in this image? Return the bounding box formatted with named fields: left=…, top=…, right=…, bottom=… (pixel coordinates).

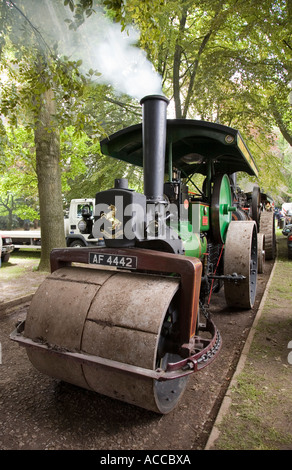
left=22, top=266, right=189, bottom=414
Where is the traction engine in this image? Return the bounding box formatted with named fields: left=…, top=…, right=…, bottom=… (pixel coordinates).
left=11, top=95, right=260, bottom=414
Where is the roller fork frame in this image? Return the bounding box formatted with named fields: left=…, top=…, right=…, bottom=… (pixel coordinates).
left=10, top=247, right=221, bottom=381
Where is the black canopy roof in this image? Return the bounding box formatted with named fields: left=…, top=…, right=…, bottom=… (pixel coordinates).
left=100, top=119, right=258, bottom=178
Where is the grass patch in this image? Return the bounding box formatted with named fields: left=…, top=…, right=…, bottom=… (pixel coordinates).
left=216, top=369, right=292, bottom=450
left=10, top=249, right=41, bottom=260
left=0, top=250, right=41, bottom=280
left=212, top=234, right=292, bottom=450
left=0, top=263, right=28, bottom=280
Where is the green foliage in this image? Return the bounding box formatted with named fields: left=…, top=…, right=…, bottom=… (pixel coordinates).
left=0, top=1, right=134, bottom=226
left=0, top=126, right=39, bottom=226
left=118, top=0, right=292, bottom=200
left=1, top=0, right=291, bottom=217
left=63, top=0, right=95, bottom=29
left=62, top=125, right=143, bottom=202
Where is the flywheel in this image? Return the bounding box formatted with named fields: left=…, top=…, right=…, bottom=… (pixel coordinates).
left=211, top=174, right=235, bottom=244
left=23, top=266, right=189, bottom=414
left=223, top=220, right=258, bottom=309
left=251, top=186, right=261, bottom=229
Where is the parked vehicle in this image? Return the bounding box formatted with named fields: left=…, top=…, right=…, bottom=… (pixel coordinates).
left=288, top=233, right=292, bottom=259
left=282, top=224, right=292, bottom=236
left=0, top=233, right=14, bottom=266
left=64, top=198, right=102, bottom=247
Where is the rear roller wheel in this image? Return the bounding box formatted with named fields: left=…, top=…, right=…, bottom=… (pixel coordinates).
left=224, top=221, right=258, bottom=309
left=232, top=208, right=249, bottom=221
left=24, top=266, right=189, bottom=414
left=259, top=211, right=276, bottom=260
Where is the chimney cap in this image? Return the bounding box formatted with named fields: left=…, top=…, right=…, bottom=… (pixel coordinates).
left=140, top=94, right=169, bottom=105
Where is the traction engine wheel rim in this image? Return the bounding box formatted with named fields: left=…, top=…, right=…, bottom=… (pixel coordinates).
left=23, top=266, right=189, bottom=414
left=223, top=220, right=258, bottom=309
left=257, top=232, right=265, bottom=274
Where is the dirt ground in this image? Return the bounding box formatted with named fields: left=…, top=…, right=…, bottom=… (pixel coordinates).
left=0, top=239, right=290, bottom=451
left=0, top=251, right=48, bottom=306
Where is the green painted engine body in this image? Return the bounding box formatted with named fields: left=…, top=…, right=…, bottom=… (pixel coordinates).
left=100, top=117, right=258, bottom=256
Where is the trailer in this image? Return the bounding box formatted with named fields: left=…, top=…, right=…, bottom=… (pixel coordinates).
left=1, top=198, right=102, bottom=250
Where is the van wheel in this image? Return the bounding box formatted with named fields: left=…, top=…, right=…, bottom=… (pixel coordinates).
left=69, top=240, right=85, bottom=248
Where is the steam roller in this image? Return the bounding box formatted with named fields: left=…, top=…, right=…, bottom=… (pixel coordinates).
left=11, top=95, right=261, bottom=414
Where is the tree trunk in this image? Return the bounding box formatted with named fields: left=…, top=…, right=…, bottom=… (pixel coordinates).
left=34, top=88, right=65, bottom=271
left=173, top=9, right=187, bottom=118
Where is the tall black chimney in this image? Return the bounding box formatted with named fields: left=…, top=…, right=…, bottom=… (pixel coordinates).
left=140, top=95, right=169, bottom=204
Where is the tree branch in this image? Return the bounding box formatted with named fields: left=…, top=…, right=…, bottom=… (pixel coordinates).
left=8, top=1, right=53, bottom=56
left=270, top=97, right=292, bottom=146
left=183, top=30, right=212, bottom=118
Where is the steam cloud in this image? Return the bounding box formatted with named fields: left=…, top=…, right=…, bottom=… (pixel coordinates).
left=14, top=0, right=163, bottom=101
left=90, top=21, right=163, bottom=100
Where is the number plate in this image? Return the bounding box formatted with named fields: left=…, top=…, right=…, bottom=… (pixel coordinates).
left=89, top=253, right=137, bottom=269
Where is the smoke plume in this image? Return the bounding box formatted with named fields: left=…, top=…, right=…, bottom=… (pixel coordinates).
left=89, top=20, right=163, bottom=100
left=12, top=0, right=163, bottom=101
